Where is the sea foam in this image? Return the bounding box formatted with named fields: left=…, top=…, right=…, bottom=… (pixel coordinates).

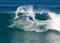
left=9, top=5, right=60, bottom=32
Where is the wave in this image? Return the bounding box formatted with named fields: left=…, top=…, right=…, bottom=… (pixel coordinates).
left=9, top=5, right=60, bottom=32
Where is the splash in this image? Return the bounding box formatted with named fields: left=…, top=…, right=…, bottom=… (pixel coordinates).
left=9, top=5, right=60, bottom=32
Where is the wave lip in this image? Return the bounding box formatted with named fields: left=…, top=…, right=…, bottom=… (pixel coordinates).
left=9, top=5, right=60, bottom=32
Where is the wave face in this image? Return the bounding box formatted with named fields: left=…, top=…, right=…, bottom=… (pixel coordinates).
left=9, top=5, right=60, bottom=32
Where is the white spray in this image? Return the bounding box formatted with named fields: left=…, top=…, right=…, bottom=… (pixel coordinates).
left=9, top=5, right=60, bottom=32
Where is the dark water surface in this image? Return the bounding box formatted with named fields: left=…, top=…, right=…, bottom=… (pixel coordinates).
left=0, top=0, right=60, bottom=12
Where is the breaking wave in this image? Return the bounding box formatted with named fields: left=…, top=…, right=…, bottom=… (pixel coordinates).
left=9, top=5, right=60, bottom=32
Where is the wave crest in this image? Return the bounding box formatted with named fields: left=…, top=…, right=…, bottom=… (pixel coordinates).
left=9, top=5, right=60, bottom=32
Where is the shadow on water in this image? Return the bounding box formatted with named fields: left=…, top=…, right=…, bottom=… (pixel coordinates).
left=0, top=13, right=60, bottom=43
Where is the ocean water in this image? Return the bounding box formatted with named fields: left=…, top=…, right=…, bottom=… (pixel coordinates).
left=0, top=0, right=60, bottom=43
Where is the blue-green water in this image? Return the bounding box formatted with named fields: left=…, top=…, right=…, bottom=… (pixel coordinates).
left=0, top=0, right=60, bottom=43
left=0, top=13, right=60, bottom=43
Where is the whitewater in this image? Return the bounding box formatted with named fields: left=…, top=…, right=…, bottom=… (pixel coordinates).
left=9, top=5, right=60, bottom=32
